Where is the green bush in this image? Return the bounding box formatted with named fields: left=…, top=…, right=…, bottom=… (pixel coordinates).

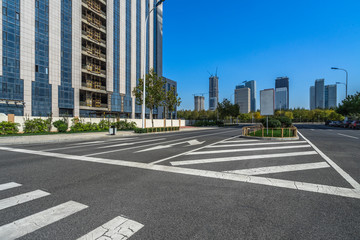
left=70, top=118, right=101, bottom=132
left=98, top=120, right=110, bottom=130
left=113, top=120, right=137, bottom=130
left=260, top=118, right=282, bottom=128
left=53, top=120, right=68, bottom=133
left=0, top=121, right=19, bottom=135
left=24, top=118, right=49, bottom=133
left=194, top=121, right=218, bottom=127
left=276, top=116, right=292, bottom=127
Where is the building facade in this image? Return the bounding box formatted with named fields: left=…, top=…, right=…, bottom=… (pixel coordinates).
left=275, top=77, right=289, bottom=110
left=244, top=80, right=256, bottom=112
left=158, top=77, right=177, bottom=119
left=310, top=86, right=315, bottom=110
left=0, top=0, right=163, bottom=118
left=234, top=87, right=250, bottom=114
left=315, top=79, right=325, bottom=109
left=209, top=75, right=218, bottom=111
left=325, top=84, right=337, bottom=109
left=194, top=95, right=204, bottom=111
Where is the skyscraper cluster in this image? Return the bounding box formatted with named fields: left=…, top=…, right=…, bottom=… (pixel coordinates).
left=309, top=79, right=337, bottom=109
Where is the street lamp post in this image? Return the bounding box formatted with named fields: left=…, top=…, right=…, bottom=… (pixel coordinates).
left=142, top=0, right=165, bottom=129
left=331, top=67, right=348, bottom=98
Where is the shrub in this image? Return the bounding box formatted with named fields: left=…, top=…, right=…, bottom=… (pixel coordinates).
left=114, top=120, right=137, bottom=130
left=98, top=120, right=110, bottom=130
left=0, top=121, right=19, bottom=135
left=24, top=118, right=49, bottom=133
left=261, top=118, right=281, bottom=128
left=53, top=119, right=68, bottom=133
left=276, top=116, right=292, bottom=127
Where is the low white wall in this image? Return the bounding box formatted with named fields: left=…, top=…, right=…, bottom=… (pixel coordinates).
left=12, top=116, right=185, bottom=132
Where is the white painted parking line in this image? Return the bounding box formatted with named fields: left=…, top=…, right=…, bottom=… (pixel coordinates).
left=0, top=190, right=50, bottom=211
left=0, top=182, right=21, bottom=192
left=0, top=201, right=88, bottom=240
left=298, top=131, right=360, bottom=190
left=187, top=145, right=311, bottom=155
left=97, top=138, right=166, bottom=149
left=225, top=162, right=330, bottom=176
left=221, top=140, right=259, bottom=143
left=206, top=141, right=307, bottom=148
left=77, top=216, right=144, bottom=240
left=337, top=133, right=359, bottom=139
left=0, top=147, right=358, bottom=199
left=171, top=151, right=318, bottom=166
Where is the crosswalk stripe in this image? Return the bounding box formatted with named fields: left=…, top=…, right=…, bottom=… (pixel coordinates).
left=206, top=141, right=307, bottom=148
left=225, top=162, right=330, bottom=175
left=187, top=145, right=311, bottom=155
left=73, top=141, right=105, bottom=146
left=0, top=190, right=50, bottom=211
left=220, top=140, right=259, bottom=143
left=0, top=201, right=88, bottom=240
left=0, top=182, right=21, bottom=192
left=171, top=151, right=318, bottom=166
left=77, top=216, right=144, bottom=240
left=97, top=138, right=166, bottom=149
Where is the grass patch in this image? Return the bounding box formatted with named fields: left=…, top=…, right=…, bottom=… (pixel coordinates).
left=248, top=128, right=295, bottom=138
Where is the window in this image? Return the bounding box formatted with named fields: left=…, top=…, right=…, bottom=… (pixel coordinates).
left=45, top=67, right=48, bottom=74
left=35, top=0, right=39, bottom=8
left=2, top=7, right=7, bottom=16
left=2, top=83, right=7, bottom=93
left=3, top=57, right=7, bottom=66
left=35, top=65, right=39, bottom=72
left=16, top=12, right=20, bottom=21
left=15, top=85, right=20, bottom=93
left=2, top=32, right=7, bottom=40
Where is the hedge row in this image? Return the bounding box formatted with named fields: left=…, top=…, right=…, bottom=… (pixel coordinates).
left=134, top=127, right=180, bottom=134
left=0, top=121, right=20, bottom=135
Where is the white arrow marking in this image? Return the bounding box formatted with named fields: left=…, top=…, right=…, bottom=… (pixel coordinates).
left=136, top=139, right=205, bottom=153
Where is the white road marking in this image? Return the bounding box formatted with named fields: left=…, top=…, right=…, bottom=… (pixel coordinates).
left=149, top=135, right=240, bottom=164
left=97, top=138, right=166, bottom=149
left=187, top=145, right=311, bottom=155
left=73, top=141, right=105, bottom=146
left=0, top=201, right=88, bottom=240
left=171, top=151, right=318, bottom=166
left=310, top=129, right=315, bottom=131
left=298, top=131, right=360, bottom=190
left=136, top=139, right=205, bottom=153
left=77, top=216, right=144, bottom=240
left=0, top=182, right=21, bottom=191
left=225, top=162, right=330, bottom=176
left=0, top=190, right=50, bottom=211
left=221, top=140, right=259, bottom=143
left=0, top=147, right=358, bottom=199
left=337, top=133, right=359, bottom=139
left=206, top=141, right=307, bottom=148
left=85, top=129, right=236, bottom=157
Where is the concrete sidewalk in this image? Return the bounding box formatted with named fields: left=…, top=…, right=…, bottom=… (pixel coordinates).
left=0, top=127, right=215, bottom=145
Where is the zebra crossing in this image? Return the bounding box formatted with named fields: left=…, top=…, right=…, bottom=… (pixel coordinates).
left=0, top=182, right=143, bottom=240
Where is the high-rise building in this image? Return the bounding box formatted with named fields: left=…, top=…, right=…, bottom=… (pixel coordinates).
left=310, top=86, right=315, bottom=110
left=194, top=96, right=205, bottom=111
left=0, top=0, right=163, bottom=118
left=325, top=84, right=337, bottom=109
left=209, top=75, right=219, bottom=111
left=315, top=79, right=325, bottom=109
left=244, top=80, right=256, bottom=112
left=275, top=77, right=289, bottom=110
left=158, top=78, right=177, bottom=119
left=234, top=87, right=250, bottom=114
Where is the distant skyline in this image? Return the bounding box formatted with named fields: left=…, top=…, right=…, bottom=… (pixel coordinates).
left=162, top=0, right=360, bottom=110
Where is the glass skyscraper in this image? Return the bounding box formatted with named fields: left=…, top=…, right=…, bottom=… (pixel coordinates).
left=275, top=77, right=289, bottom=110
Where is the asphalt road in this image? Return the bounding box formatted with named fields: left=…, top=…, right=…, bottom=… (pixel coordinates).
left=0, top=125, right=359, bottom=239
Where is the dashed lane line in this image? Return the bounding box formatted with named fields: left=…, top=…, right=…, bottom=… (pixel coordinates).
left=186, top=145, right=311, bottom=155
left=77, top=216, right=144, bottom=240
left=337, top=133, right=359, bottom=139
left=0, top=147, right=359, bottom=199
left=0, top=190, right=50, bottom=211
left=205, top=141, right=307, bottom=148
left=224, top=162, right=330, bottom=176
left=0, top=201, right=88, bottom=240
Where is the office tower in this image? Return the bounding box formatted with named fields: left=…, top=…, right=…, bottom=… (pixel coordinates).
left=315, top=79, right=325, bottom=109
left=244, top=80, right=256, bottom=112
left=234, top=87, right=250, bottom=114
left=194, top=96, right=205, bottom=111
left=310, top=86, right=315, bottom=110
left=325, top=84, right=337, bottom=109
left=275, top=77, right=289, bottom=110
left=157, top=78, right=177, bottom=119
left=209, top=75, right=219, bottom=111
left=0, top=0, right=163, bottom=118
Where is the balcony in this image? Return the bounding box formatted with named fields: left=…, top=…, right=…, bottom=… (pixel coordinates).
left=82, top=0, right=106, bottom=19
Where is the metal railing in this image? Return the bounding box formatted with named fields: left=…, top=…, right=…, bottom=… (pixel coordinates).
left=243, top=126, right=298, bottom=138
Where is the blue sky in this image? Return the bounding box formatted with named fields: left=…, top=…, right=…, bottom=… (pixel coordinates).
left=161, top=0, right=360, bottom=110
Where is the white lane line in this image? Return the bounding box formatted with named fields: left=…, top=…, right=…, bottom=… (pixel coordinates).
left=77, top=216, right=144, bottom=240
left=0, top=190, right=50, bottom=211
left=337, top=133, right=359, bottom=139
left=171, top=151, right=318, bottom=166
left=298, top=131, right=360, bottom=190
left=0, top=147, right=358, bottom=199
left=206, top=141, right=307, bottom=148
left=220, top=140, right=259, bottom=143
left=107, top=137, right=139, bottom=141
left=72, top=141, right=105, bottom=146
left=310, top=129, right=315, bottom=131
left=85, top=129, right=237, bottom=157
left=0, top=182, right=21, bottom=191
left=0, top=201, right=88, bottom=240
left=149, top=135, right=240, bottom=165
left=187, top=145, right=311, bottom=155
left=97, top=138, right=166, bottom=149
left=225, top=162, right=330, bottom=176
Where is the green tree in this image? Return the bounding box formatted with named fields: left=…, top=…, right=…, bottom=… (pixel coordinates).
left=217, top=99, right=239, bottom=120
left=164, top=86, right=182, bottom=126
left=337, top=92, right=360, bottom=115
left=132, top=69, right=166, bottom=128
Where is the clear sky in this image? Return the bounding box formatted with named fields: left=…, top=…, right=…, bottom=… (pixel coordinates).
left=161, top=0, right=360, bottom=110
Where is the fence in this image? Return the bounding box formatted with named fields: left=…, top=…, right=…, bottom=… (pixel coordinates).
left=243, top=126, right=298, bottom=138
